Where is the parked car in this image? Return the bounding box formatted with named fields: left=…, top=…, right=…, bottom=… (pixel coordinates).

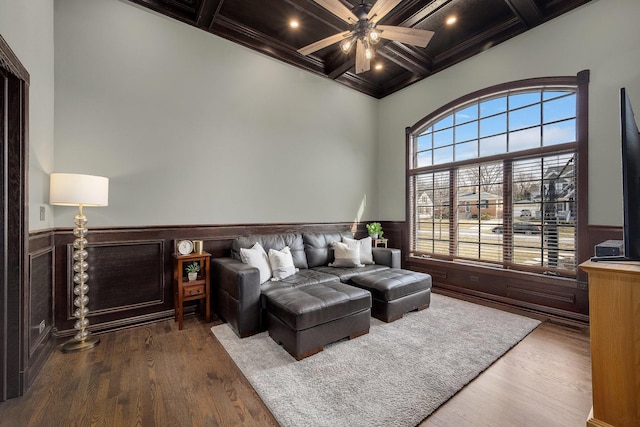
left=519, top=209, right=532, bottom=217
left=492, top=223, right=542, bottom=235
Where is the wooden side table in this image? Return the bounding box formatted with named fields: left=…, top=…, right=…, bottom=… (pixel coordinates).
left=373, top=238, right=388, bottom=248
left=173, top=251, right=211, bottom=330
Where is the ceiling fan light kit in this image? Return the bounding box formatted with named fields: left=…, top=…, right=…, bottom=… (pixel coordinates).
left=298, top=0, right=435, bottom=74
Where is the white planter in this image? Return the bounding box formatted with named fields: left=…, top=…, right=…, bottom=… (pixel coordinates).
left=188, top=272, right=197, bottom=281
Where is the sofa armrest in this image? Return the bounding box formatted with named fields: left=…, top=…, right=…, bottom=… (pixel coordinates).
left=372, top=247, right=401, bottom=269
left=211, top=257, right=262, bottom=337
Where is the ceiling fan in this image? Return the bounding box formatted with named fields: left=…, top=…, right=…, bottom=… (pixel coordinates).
left=298, top=0, right=435, bottom=74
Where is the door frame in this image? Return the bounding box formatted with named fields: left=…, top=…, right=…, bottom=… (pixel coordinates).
left=0, top=34, right=29, bottom=400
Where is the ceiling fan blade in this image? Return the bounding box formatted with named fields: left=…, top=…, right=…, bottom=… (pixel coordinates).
left=355, top=38, right=370, bottom=74
left=298, top=31, right=351, bottom=56
left=312, top=0, right=357, bottom=24
left=376, top=25, right=435, bottom=48
left=367, top=0, right=404, bottom=22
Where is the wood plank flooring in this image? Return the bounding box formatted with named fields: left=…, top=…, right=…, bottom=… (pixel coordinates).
left=0, top=309, right=592, bottom=426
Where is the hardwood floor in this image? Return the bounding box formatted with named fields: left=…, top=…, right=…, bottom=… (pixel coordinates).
left=421, top=321, right=592, bottom=426
left=0, top=310, right=592, bottom=426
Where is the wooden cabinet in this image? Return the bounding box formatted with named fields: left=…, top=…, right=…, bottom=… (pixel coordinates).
left=580, top=260, right=640, bottom=427
left=173, top=252, right=211, bottom=330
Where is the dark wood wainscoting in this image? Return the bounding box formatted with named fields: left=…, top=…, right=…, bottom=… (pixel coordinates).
left=34, top=221, right=622, bottom=339
left=26, top=231, right=56, bottom=392
left=50, top=221, right=367, bottom=336
left=381, top=220, right=624, bottom=323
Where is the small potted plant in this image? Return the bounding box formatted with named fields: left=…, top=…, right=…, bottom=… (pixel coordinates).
left=366, top=222, right=383, bottom=239
left=185, top=262, right=200, bottom=281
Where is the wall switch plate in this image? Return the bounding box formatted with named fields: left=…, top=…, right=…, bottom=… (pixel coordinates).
left=40, top=206, right=45, bottom=221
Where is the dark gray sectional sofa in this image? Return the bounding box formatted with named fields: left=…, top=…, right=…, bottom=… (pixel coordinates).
left=212, top=231, right=431, bottom=360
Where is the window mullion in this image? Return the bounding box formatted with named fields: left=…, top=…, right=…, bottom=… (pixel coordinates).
left=449, top=168, right=457, bottom=257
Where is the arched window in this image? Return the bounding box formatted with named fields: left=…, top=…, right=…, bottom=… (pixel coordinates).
left=407, top=74, right=588, bottom=277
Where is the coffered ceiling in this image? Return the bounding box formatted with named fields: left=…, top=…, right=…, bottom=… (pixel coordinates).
left=125, top=0, right=592, bottom=98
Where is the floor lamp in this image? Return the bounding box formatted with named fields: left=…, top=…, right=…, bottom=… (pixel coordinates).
left=50, top=173, right=109, bottom=353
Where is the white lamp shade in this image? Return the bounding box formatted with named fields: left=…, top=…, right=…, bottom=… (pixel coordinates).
left=50, top=173, right=109, bottom=206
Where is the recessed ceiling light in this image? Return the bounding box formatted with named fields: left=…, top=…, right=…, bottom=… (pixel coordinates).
left=446, top=16, right=457, bottom=25
left=375, top=63, right=383, bottom=71
left=290, top=20, right=299, bottom=29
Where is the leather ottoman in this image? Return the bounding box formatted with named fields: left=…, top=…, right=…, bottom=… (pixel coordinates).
left=350, top=268, right=432, bottom=322
left=264, top=282, right=371, bottom=360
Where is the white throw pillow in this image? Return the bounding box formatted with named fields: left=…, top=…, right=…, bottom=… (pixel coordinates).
left=268, top=246, right=298, bottom=281
left=240, top=242, right=272, bottom=284
left=343, top=236, right=374, bottom=264
left=329, top=240, right=364, bottom=268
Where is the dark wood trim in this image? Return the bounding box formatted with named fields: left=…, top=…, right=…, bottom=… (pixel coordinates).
left=575, top=70, right=590, bottom=282
left=408, top=75, right=580, bottom=134
left=0, top=36, right=29, bottom=401
left=504, top=0, right=544, bottom=28
left=0, top=35, right=29, bottom=83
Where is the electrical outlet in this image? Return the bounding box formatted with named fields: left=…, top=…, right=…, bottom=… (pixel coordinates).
left=40, top=206, right=45, bottom=221
left=38, top=320, right=45, bottom=334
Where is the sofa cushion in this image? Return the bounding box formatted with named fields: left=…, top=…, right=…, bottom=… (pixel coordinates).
left=343, top=236, right=374, bottom=264
left=239, top=242, right=272, bottom=284
left=264, top=282, right=371, bottom=330
left=268, top=246, right=297, bottom=281
left=303, top=231, right=352, bottom=268
left=329, top=240, right=364, bottom=268
left=311, top=264, right=390, bottom=283
left=232, top=233, right=308, bottom=270
left=260, top=269, right=339, bottom=293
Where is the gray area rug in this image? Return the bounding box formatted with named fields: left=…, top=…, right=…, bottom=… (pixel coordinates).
left=211, top=293, right=540, bottom=427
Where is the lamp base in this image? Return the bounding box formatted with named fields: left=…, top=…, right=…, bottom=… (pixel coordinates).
left=60, top=335, right=100, bottom=353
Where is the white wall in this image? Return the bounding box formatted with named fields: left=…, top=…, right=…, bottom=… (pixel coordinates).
left=0, top=0, right=55, bottom=231
left=377, top=0, right=640, bottom=226
left=53, top=0, right=379, bottom=227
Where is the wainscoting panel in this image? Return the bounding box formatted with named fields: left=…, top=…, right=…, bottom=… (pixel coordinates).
left=46, top=220, right=617, bottom=333
left=29, top=248, right=53, bottom=356
left=25, top=231, right=56, bottom=392
left=52, top=222, right=367, bottom=335
left=68, top=240, right=166, bottom=315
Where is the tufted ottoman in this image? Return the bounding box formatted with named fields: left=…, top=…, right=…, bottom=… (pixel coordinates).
left=264, top=282, right=371, bottom=360
left=350, top=268, right=432, bottom=322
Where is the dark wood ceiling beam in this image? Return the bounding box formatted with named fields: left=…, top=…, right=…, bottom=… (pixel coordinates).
left=378, top=43, right=431, bottom=77
left=123, top=0, right=594, bottom=99
left=162, top=0, right=198, bottom=13
left=127, top=0, right=196, bottom=24
left=504, top=0, right=544, bottom=28
left=282, top=0, right=351, bottom=32
left=388, top=0, right=454, bottom=28
left=432, top=17, right=523, bottom=66
left=334, top=72, right=385, bottom=98
left=209, top=14, right=377, bottom=97
left=196, top=0, right=222, bottom=28
left=327, top=57, right=355, bottom=80
left=211, top=16, right=321, bottom=69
